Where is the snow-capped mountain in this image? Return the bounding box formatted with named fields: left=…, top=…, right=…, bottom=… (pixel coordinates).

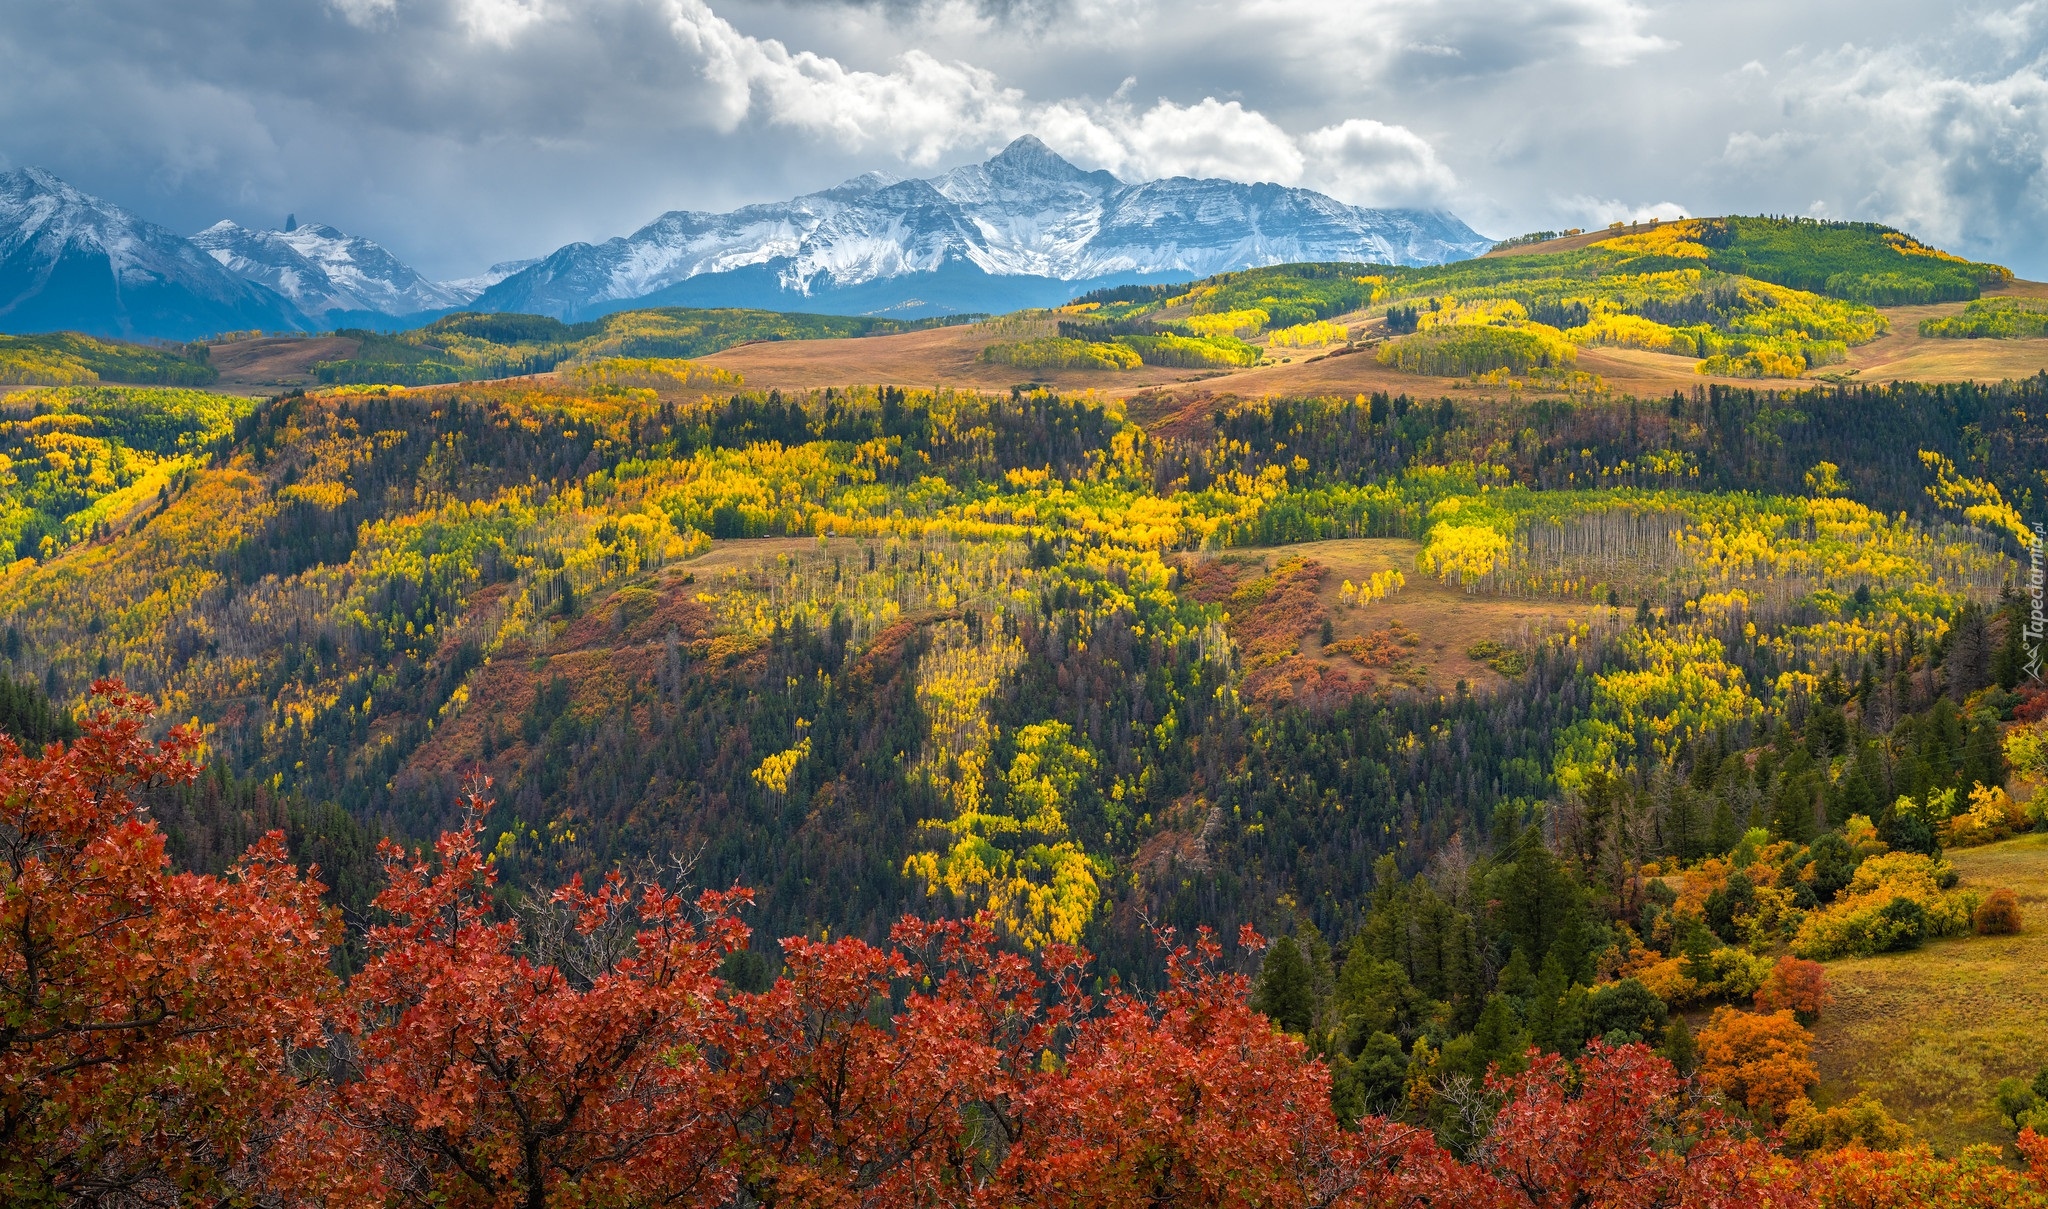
left=0, top=144, right=1495, bottom=337
left=190, top=220, right=472, bottom=321
left=0, top=168, right=307, bottom=340
left=440, top=258, right=543, bottom=300
left=477, top=136, right=1493, bottom=319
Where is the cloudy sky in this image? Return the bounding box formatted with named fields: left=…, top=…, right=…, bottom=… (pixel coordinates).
left=3, top=0, right=2044, bottom=279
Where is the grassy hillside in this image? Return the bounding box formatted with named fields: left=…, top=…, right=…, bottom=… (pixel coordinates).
left=0, top=363, right=2039, bottom=960
left=0, top=331, right=219, bottom=386
left=1055, top=217, right=2017, bottom=382
left=1810, top=831, right=2048, bottom=1153
left=312, top=306, right=977, bottom=386
left=0, top=295, right=2042, bottom=1171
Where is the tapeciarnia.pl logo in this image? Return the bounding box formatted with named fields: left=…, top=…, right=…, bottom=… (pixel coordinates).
left=2027, top=523, right=2045, bottom=682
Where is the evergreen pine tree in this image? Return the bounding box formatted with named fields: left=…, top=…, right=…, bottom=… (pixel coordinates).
left=1252, top=935, right=1316, bottom=1035
left=1993, top=606, right=2025, bottom=691
left=1526, top=951, right=1577, bottom=1053
left=1708, top=798, right=1742, bottom=854
left=1496, top=946, right=1534, bottom=1000
left=1661, top=1015, right=1699, bottom=1075
left=1470, top=992, right=1529, bottom=1077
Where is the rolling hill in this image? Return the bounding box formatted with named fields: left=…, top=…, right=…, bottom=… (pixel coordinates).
left=689, top=216, right=2048, bottom=401
left=0, top=216, right=2044, bottom=1173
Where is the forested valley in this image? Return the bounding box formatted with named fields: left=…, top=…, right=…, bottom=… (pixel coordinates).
left=4, top=262, right=2048, bottom=1202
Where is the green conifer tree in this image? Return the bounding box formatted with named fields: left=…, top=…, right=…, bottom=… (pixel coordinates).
left=1253, top=934, right=1316, bottom=1035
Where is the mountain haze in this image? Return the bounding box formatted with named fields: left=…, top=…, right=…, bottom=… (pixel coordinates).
left=476, top=136, right=1493, bottom=319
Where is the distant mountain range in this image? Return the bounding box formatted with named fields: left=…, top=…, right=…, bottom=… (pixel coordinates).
left=475, top=137, right=1493, bottom=320
left=189, top=219, right=477, bottom=325
left=0, top=139, right=1493, bottom=339
left=0, top=167, right=306, bottom=341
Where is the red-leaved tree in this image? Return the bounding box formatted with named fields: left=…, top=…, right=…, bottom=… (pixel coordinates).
left=1800, top=1127, right=2048, bottom=1208
left=1462, top=1042, right=1799, bottom=1209
left=994, top=925, right=1456, bottom=1208
left=709, top=915, right=1062, bottom=1205
left=35, top=703, right=2047, bottom=1209
left=277, top=782, right=750, bottom=1208
left=0, top=681, right=336, bottom=1205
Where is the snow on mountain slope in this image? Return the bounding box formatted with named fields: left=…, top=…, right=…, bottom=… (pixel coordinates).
left=0, top=168, right=308, bottom=340
left=0, top=140, right=1495, bottom=336
left=439, top=258, right=543, bottom=300
left=191, top=220, right=469, bottom=318
left=478, top=136, right=1494, bottom=319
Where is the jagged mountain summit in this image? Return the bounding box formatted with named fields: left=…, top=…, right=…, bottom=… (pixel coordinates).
left=0, top=168, right=307, bottom=341
left=476, top=136, right=1493, bottom=319
left=190, top=220, right=474, bottom=324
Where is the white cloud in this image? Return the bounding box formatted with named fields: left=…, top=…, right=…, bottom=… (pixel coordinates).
left=1035, top=97, right=1304, bottom=183
left=663, top=0, right=1026, bottom=161
left=458, top=0, right=551, bottom=45
left=1979, top=2, right=2046, bottom=53
left=1558, top=194, right=1691, bottom=227
left=654, top=2, right=1456, bottom=201
left=1778, top=42, right=2048, bottom=259
left=1559, top=0, right=1674, bottom=66
left=1721, top=129, right=1812, bottom=167
left=1301, top=118, right=1457, bottom=208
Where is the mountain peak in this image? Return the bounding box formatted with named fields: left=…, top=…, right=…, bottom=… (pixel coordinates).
left=984, top=135, right=1096, bottom=182
left=1, top=166, right=89, bottom=206
left=0, top=168, right=308, bottom=340
left=189, top=218, right=465, bottom=318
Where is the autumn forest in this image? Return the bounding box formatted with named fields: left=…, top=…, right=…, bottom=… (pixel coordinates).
left=5, top=218, right=2048, bottom=1208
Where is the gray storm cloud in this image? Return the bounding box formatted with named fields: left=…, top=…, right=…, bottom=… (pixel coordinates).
left=0, top=0, right=2039, bottom=278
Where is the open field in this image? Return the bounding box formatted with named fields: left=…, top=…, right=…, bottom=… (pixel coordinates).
left=1192, top=538, right=1610, bottom=695
left=206, top=334, right=361, bottom=393
left=701, top=289, right=2048, bottom=406
left=701, top=319, right=1809, bottom=403
left=1481, top=227, right=1634, bottom=257
left=1809, top=831, right=2048, bottom=1155
left=1833, top=279, right=2048, bottom=385
left=700, top=322, right=1223, bottom=395
left=653, top=536, right=1606, bottom=698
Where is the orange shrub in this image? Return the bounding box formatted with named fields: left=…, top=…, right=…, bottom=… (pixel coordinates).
left=1754, top=955, right=1831, bottom=1023
left=1803, top=1131, right=2048, bottom=1208
left=1697, top=1007, right=1818, bottom=1122
left=1975, top=888, right=2024, bottom=935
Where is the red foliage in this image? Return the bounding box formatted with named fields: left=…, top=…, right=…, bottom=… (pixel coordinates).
left=17, top=704, right=2048, bottom=1207
left=1802, top=1133, right=2048, bottom=1208
left=2026, top=1126, right=2048, bottom=1185
left=996, top=924, right=1454, bottom=1207
left=1463, top=1042, right=1796, bottom=1209
left=0, top=682, right=336, bottom=1205
left=278, top=780, right=750, bottom=1207
left=708, top=916, right=1060, bottom=1205
left=1755, top=955, right=1832, bottom=1023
